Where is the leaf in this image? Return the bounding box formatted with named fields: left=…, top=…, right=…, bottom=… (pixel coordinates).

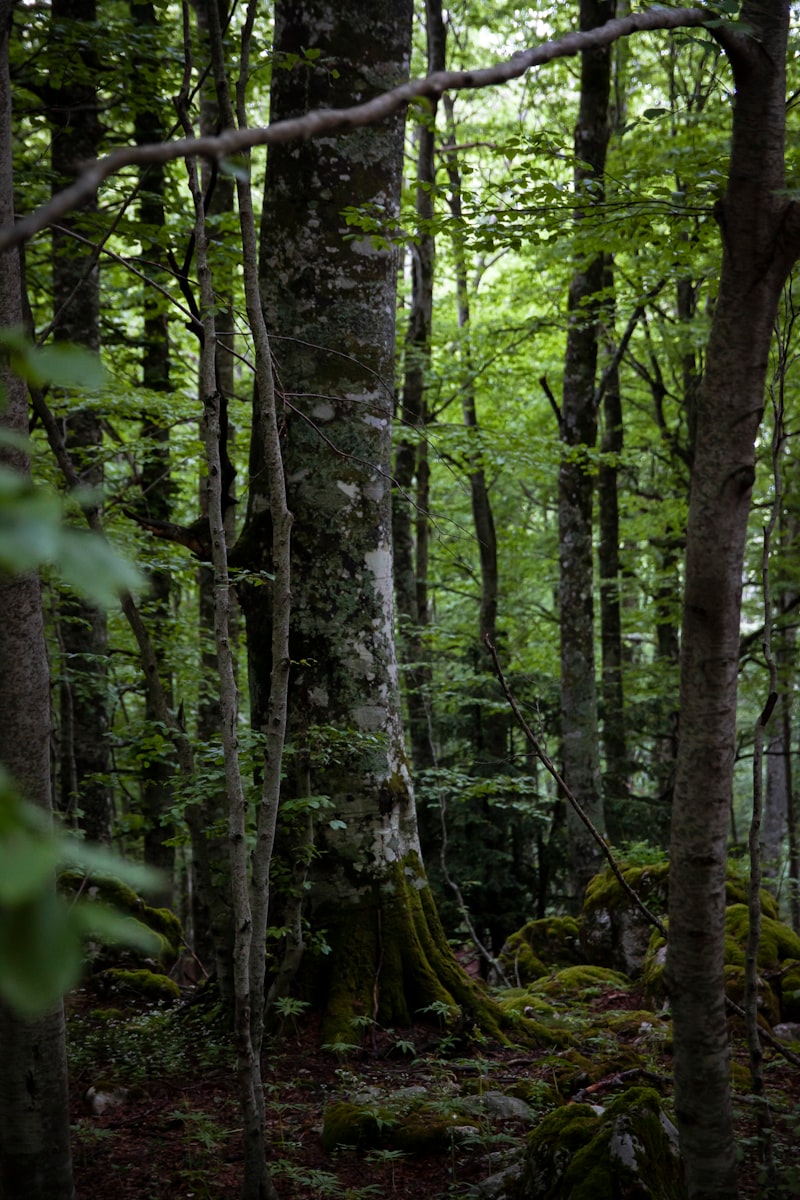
left=0, top=331, right=106, bottom=391
left=0, top=891, right=82, bottom=1015
left=0, top=829, right=60, bottom=903
left=59, top=839, right=162, bottom=896
left=56, top=527, right=143, bottom=606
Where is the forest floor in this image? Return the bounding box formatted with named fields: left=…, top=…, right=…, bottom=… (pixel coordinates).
left=66, top=978, right=800, bottom=1200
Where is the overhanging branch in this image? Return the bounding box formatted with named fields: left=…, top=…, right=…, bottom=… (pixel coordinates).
left=0, top=8, right=710, bottom=253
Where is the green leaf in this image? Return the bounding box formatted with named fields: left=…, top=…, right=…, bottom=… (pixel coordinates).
left=2, top=334, right=106, bottom=391
left=0, top=891, right=82, bottom=1015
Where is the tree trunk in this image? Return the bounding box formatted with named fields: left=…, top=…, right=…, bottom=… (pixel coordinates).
left=48, top=0, right=112, bottom=845
left=0, top=8, right=75, bottom=1195
left=666, top=6, right=800, bottom=1195
left=392, top=0, right=444, bottom=776
left=131, top=0, right=177, bottom=906
left=597, top=266, right=628, bottom=842
left=245, top=0, right=498, bottom=1043
left=558, top=0, right=614, bottom=900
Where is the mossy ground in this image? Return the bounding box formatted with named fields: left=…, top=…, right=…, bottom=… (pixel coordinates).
left=65, top=960, right=800, bottom=1200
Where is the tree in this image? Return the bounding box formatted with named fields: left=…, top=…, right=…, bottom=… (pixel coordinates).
left=0, top=5, right=75, bottom=1196
left=665, top=4, right=800, bottom=1195
left=241, top=0, right=500, bottom=1040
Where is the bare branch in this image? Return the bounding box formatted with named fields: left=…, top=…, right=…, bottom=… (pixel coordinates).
left=0, top=8, right=709, bottom=253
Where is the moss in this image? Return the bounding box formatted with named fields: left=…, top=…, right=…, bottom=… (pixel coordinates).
left=393, top=1108, right=463, bottom=1154
left=780, top=960, right=800, bottom=1021
left=724, top=905, right=800, bottom=967
left=308, top=850, right=515, bottom=1048
left=583, top=863, right=670, bottom=915
left=59, top=871, right=183, bottom=966
left=499, top=916, right=584, bottom=985
left=97, top=968, right=180, bottom=1003
left=530, top=965, right=630, bottom=1000
left=724, top=879, right=779, bottom=920
left=724, top=965, right=780, bottom=1027
left=321, top=1101, right=391, bottom=1153
left=521, top=1087, right=686, bottom=1199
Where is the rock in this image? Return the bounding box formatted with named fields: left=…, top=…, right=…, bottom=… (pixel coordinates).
left=580, top=864, right=669, bottom=978
left=458, top=1091, right=536, bottom=1122
left=513, top=1086, right=687, bottom=1199
left=495, top=917, right=584, bottom=986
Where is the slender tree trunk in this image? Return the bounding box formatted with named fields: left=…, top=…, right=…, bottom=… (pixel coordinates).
left=131, top=0, right=177, bottom=905
left=244, top=0, right=499, bottom=1043
left=48, top=0, right=112, bottom=844
left=392, top=0, right=444, bottom=775
left=0, top=9, right=74, bottom=1195
left=597, top=264, right=627, bottom=842
left=558, top=0, right=614, bottom=900
left=666, top=7, right=800, bottom=1195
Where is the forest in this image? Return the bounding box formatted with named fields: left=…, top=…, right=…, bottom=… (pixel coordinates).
left=2, top=0, right=800, bottom=1197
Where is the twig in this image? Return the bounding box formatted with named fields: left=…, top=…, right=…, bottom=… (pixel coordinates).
left=0, top=9, right=711, bottom=254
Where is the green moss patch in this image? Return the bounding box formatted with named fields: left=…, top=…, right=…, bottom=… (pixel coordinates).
left=520, top=1086, right=686, bottom=1199
left=97, top=968, right=180, bottom=1004
left=498, top=915, right=584, bottom=985
left=530, top=965, right=630, bottom=1000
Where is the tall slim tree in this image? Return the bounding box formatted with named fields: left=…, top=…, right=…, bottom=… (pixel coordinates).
left=0, top=5, right=75, bottom=1196
left=666, top=4, right=800, bottom=1196
left=558, top=0, right=614, bottom=898
left=47, top=0, right=112, bottom=843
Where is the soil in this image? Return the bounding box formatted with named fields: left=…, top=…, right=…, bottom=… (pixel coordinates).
left=66, top=982, right=800, bottom=1200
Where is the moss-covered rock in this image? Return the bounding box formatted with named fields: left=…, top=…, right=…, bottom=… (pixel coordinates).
left=723, top=965, right=781, bottom=1028
left=724, top=905, right=800, bottom=968
left=580, top=864, right=669, bottom=978
left=530, top=965, right=630, bottom=1001
left=96, top=968, right=180, bottom=1004
left=321, top=1100, right=393, bottom=1153
left=496, top=916, right=584, bottom=986
left=580, top=864, right=782, bottom=982
left=779, top=960, right=800, bottom=1022
left=59, top=870, right=183, bottom=970
left=514, top=1087, right=686, bottom=1199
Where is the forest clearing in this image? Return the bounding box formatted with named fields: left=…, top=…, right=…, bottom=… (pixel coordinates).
left=3, top=1, right=800, bottom=1198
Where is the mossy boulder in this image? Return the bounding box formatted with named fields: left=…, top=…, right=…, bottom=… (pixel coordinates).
left=496, top=916, right=584, bottom=986
left=59, top=870, right=182, bottom=970
left=779, top=960, right=800, bottom=1022
left=723, top=905, right=800, bottom=969
left=580, top=864, right=669, bottom=978
left=322, top=1098, right=471, bottom=1156
left=513, top=1087, right=686, bottom=1199
left=321, top=1101, right=393, bottom=1153
left=723, top=965, right=780, bottom=1028
left=96, top=968, right=180, bottom=1004
left=530, top=965, right=630, bottom=1001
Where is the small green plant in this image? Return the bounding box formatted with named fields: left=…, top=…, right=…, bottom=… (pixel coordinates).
left=273, top=993, right=310, bottom=1038
left=366, top=1147, right=408, bottom=1191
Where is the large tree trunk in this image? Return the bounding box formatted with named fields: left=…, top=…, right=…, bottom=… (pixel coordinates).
left=666, top=5, right=800, bottom=1196
left=0, top=8, right=75, bottom=1196
left=558, top=0, right=614, bottom=900
left=244, top=0, right=497, bottom=1043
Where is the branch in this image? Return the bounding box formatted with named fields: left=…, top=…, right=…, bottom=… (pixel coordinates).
left=484, top=634, right=668, bottom=939
left=0, top=8, right=709, bottom=253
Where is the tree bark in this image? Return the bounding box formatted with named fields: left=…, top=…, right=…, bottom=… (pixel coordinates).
left=392, top=0, right=444, bottom=776
left=48, top=0, right=112, bottom=845
left=131, top=0, right=177, bottom=906
left=0, top=7, right=75, bottom=1195
left=245, top=0, right=498, bottom=1042
left=666, top=6, right=800, bottom=1196
left=558, top=0, right=614, bottom=900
